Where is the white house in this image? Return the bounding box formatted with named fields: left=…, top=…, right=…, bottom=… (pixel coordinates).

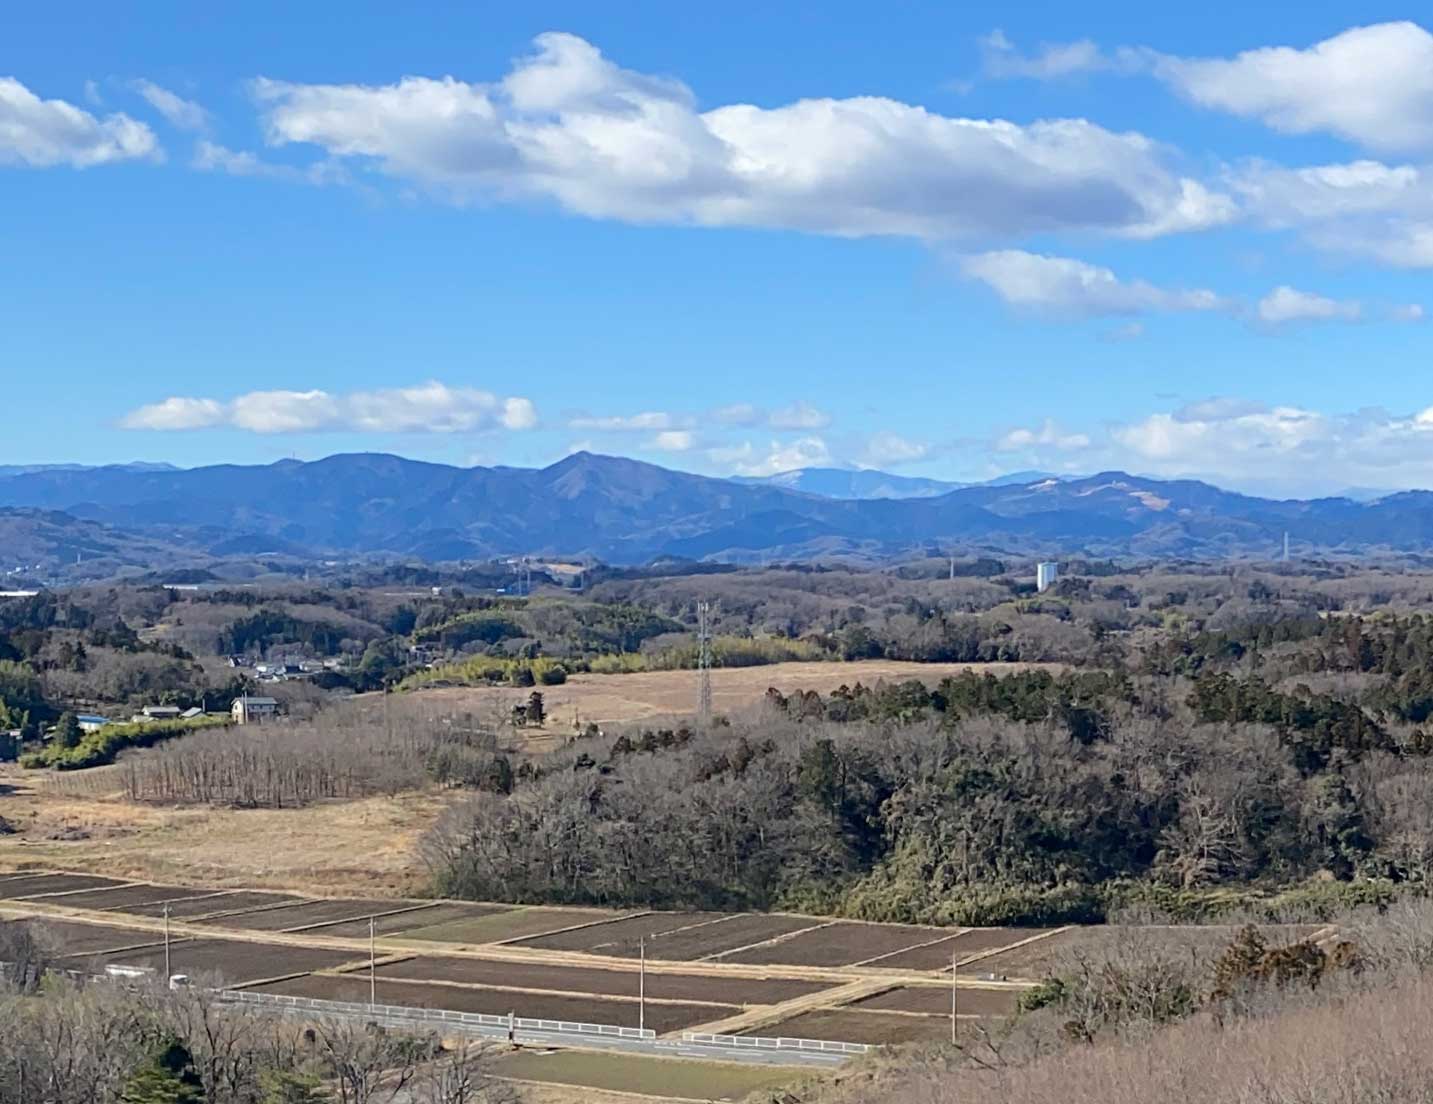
left=231, top=696, right=279, bottom=725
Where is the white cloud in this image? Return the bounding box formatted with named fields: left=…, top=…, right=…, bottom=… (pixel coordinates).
left=131, top=80, right=208, bottom=131
left=997, top=419, right=1091, bottom=452
left=979, top=30, right=1126, bottom=80
left=860, top=432, right=929, bottom=467
left=767, top=402, right=832, bottom=431
left=962, top=250, right=1225, bottom=317
left=250, top=32, right=1232, bottom=241
left=118, top=397, right=225, bottom=431
left=711, top=403, right=762, bottom=427
left=648, top=430, right=695, bottom=452
left=0, top=76, right=158, bottom=167
left=568, top=411, right=681, bottom=432
left=121, top=381, right=538, bottom=435
left=1256, top=286, right=1362, bottom=326
left=1391, top=303, right=1426, bottom=322
left=709, top=436, right=834, bottom=477
left=1151, top=22, right=1433, bottom=153
left=983, top=398, right=1433, bottom=495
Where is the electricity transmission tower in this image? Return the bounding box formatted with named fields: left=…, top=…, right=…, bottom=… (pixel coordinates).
left=697, top=601, right=713, bottom=721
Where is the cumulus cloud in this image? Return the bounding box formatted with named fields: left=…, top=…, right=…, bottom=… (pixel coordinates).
left=709, top=436, right=835, bottom=477
left=248, top=32, right=1232, bottom=241
left=568, top=411, right=680, bottom=432
left=1390, top=303, right=1426, bottom=322
left=982, top=397, right=1433, bottom=495
left=860, top=432, right=929, bottom=467
left=1151, top=22, right=1433, bottom=154
left=131, top=80, right=208, bottom=131
left=962, top=250, right=1225, bottom=317
left=647, top=430, right=696, bottom=452
left=0, top=76, right=158, bottom=167
left=997, top=420, right=1092, bottom=453
left=121, top=381, right=538, bottom=434
left=1256, top=286, right=1362, bottom=326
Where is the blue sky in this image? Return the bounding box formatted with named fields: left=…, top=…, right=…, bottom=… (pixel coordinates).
left=4, top=3, right=1433, bottom=495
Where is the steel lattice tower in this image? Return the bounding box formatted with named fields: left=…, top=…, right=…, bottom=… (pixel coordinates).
left=697, top=601, right=713, bottom=721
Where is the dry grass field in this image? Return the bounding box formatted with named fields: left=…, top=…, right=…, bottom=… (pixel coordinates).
left=412, top=660, right=1053, bottom=749
left=0, top=762, right=447, bottom=894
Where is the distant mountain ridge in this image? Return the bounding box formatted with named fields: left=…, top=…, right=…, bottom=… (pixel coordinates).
left=732, top=467, right=1069, bottom=499
left=1, top=452, right=1433, bottom=567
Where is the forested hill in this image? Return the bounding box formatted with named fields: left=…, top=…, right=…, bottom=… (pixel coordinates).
left=4, top=452, right=1433, bottom=565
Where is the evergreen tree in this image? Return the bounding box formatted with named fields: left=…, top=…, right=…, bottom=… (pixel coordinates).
left=119, top=1037, right=205, bottom=1104
left=259, top=1069, right=331, bottom=1104
left=54, top=711, right=82, bottom=751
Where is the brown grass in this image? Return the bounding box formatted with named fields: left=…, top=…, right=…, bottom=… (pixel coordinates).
left=408, top=660, right=1053, bottom=748
left=0, top=763, right=448, bottom=895
left=825, top=977, right=1433, bottom=1104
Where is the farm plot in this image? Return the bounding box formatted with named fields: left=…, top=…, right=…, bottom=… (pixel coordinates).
left=197, top=898, right=432, bottom=932
left=513, top=911, right=732, bottom=956
left=632, top=914, right=824, bottom=962
left=718, top=921, right=952, bottom=968
left=851, top=985, right=1019, bottom=1017
left=0, top=873, right=131, bottom=898
left=121, top=891, right=303, bottom=919
left=375, top=955, right=830, bottom=1005
left=25, top=918, right=164, bottom=955
left=399, top=906, right=622, bottom=946
left=491, top=1051, right=799, bottom=1099
left=748, top=1008, right=955, bottom=1046
left=29, top=883, right=219, bottom=911
left=965, top=924, right=1322, bottom=980
left=252, top=974, right=732, bottom=1033
left=305, top=902, right=511, bottom=938
left=870, top=928, right=1061, bottom=971
left=92, top=939, right=360, bottom=984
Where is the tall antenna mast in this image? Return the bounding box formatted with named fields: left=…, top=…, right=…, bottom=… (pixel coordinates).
left=697, top=601, right=713, bottom=721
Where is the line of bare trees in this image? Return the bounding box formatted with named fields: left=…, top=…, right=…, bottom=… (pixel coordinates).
left=119, top=698, right=506, bottom=808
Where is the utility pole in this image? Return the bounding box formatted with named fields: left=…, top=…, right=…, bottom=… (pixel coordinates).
left=696, top=602, right=713, bottom=721
left=369, top=916, right=377, bottom=1007
left=163, top=903, right=172, bottom=983
left=951, top=952, right=958, bottom=1044
left=639, top=936, right=647, bottom=1033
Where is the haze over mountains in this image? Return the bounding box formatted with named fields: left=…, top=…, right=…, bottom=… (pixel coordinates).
left=2, top=452, right=1433, bottom=577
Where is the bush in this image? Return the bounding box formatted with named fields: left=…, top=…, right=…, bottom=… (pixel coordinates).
left=539, top=664, right=568, bottom=685
left=24, top=716, right=230, bottom=771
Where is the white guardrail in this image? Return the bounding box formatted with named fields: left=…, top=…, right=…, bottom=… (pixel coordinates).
left=682, top=1031, right=870, bottom=1055
left=222, top=989, right=656, bottom=1041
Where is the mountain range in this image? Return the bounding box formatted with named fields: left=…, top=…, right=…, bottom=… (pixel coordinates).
left=2, top=452, right=1433, bottom=575
left=732, top=468, right=1063, bottom=499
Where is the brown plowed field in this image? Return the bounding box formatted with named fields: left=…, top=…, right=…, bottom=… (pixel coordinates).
left=254, top=974, right=731, bottom=1033
left=197, top=898, right=432, bottom=932
left=304, top=902, right=509, bottom=938
left=852, top=986, right=1019, bottom=1017
left=0, top=873, right=129, bottom=898
left=122, top=891, right=303, bottom=919
left=92, top=939, right=361, bottom=983
left=375, top=955, right=830, bottom=1005
left=872, top=928, right=1059, bottom=971
left=637, top=914, right=823, bottom=962
left=748, top=1008, right=954, bottom=1045
left=33, top=884, right=218, bottom=911
left=26, top=918, right=164, bottom=954
left=514, top=911, right=732, bottom=955
left=720, top=921, right=951, bottom=967
left=400, top=906, right=620, bottom=945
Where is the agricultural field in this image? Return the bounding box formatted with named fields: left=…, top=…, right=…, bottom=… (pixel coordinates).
left=250, top=974, right=729, bottom=1033
left=74, top=937, right=361, bottom=984
left=411, top=659, right=1052, bottom=739
left=400, top=905, right=629, bottom=945
left=0, top=871, right=129, bottom=897
left=122, top=891, right=303, bottom=919
left=491, top=1050, right=801, bottom=1101
left=195, top=897, right=440, bottom=933
left=851, top=985, right=1020, bottom=1017
left=747, top=1007, right=958, bottom=1046
left=17, top=882, right=223, bottom=911
left=718, top=920, right=953, bottom=968
left=375, top=954, right=832, bottom=1005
